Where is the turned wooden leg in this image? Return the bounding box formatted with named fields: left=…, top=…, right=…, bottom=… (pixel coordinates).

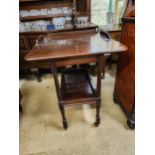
left=101, top=72, right=105, bottom=79
left=94, top=100, right=101, bottom=127
left=94, top=55, right=104, bottom=126
left=52, top=67, right=68, bottom=129
left=59, top=103, right=68, bottom=129
left=37, top=69, right=42, bottom=82
left=101, top=58, right=105, bottom=79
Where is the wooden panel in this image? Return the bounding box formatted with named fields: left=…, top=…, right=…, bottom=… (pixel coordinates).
left=114, top=0, right=135, bottom=128
left=75, top=0, right=90, bottom=20
left=114, top=22, right=135, bottom=113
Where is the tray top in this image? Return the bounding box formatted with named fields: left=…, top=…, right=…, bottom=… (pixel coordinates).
left=25, top=31, right=127, bottom=61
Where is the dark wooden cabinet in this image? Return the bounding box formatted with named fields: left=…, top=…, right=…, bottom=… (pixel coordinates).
left=114, top=0, right=135, bottom=129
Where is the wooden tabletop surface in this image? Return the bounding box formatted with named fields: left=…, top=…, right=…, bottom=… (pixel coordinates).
left=25, top=30, right=127, bottom=61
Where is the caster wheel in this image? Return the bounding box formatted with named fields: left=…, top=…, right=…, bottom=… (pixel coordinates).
left=94, top=122, right=100, bottom=127
left=94, top=118, right=100, bottom=127
left=38, top=78, right=42, bottom=82
left=63, top=121, right=68, bottom=129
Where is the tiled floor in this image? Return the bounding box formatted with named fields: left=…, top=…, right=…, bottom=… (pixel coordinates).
left=19, top=67, right=135, bottom=155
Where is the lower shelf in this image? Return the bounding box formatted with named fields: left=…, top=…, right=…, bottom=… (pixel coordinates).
left=61, top=68, right=96, bottom=105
